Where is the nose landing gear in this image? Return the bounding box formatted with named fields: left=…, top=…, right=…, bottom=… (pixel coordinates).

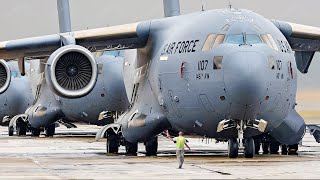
left=244, top=137, right=255, bottom=158
left=228, top=138, right=238, bottom=158
left=227, top=138, right=255, bottom=158
left=223, top=119, right=265, bottom=158
left=236, top=119, right=255, bottom=158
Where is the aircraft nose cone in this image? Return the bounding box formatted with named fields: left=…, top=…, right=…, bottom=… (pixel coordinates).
left=223, top=51, right=268, bottom=105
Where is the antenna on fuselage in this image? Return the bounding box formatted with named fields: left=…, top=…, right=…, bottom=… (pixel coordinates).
left=228, top=0, right=233, bottom=9
left=201, top=0, right=205, bottom=11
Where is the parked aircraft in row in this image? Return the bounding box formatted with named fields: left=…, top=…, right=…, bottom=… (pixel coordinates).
left=1, top=0, right=319, bottom=158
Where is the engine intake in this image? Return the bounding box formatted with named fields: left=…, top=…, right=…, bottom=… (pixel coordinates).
left=0, top=60, right=11, bottom=94
left=45, top=45, right=97, bottom=98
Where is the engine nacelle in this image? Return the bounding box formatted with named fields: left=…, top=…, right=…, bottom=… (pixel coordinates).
left=45, top=45, right=98, bottom=98
left=0, top=60, right=11, bottom=94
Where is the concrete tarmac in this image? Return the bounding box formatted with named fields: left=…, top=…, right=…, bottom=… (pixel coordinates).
left=0, top=125, right=320, bottom=179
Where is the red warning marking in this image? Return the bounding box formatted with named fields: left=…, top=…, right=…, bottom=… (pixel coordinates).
left=180, top=62, right=185, bottom=78
left=290, top=62, right=293, bottom=79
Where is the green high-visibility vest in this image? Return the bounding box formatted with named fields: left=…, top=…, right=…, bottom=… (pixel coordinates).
left=176, top=136, right=186, bottom=148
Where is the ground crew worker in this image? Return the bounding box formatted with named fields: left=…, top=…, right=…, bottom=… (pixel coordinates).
left=175, top=131, right=191, bottom=169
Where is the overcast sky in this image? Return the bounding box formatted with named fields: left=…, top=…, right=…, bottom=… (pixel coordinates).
left=0, top=0, right=319, bottom=90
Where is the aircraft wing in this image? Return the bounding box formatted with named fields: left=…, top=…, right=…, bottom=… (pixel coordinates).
left=0, top=21, right=150, bottom=60
left=272, top=20, right=320, bottom=73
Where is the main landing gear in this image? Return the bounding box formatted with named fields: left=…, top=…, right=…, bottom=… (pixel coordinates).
left=144, top=136, right=158, bottom=156
left=45, top=123, right=56, bottom=137
left=106, top=133, right=120, bottom=154
left=253, top=135, right=299, bottom=155
left=102, top=124, right=159, bottom=156
left=106, top=135, right=159, bottom=156
left=16, top=121, right=27, bottom=136
left=31, top=128, right=41, bottom=137
left=125, top=141, right=138, bottom=156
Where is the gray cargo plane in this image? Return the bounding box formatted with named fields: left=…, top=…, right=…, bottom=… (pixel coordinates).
left=10, top=54, right=128, bottom=137
left=6, top=0, right=129, bottom=137
left=0, top=0, right=318, bottom=158
left=0, top=61, right=33, bottom=127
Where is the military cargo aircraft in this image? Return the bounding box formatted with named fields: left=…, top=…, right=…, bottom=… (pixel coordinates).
left=0, top=61, right=33, bottom=128
left=1, top=0, right=319, bottom=158
left=6, top=0, right=129, bottom=137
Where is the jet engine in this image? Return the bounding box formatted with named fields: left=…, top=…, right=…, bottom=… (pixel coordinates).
left=45, top=45, right=97, bottom=98
left=0, top=60, right=11, bottom=94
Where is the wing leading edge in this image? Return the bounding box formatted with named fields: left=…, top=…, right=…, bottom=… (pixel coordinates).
left=0, top=21, right=150, bottom=60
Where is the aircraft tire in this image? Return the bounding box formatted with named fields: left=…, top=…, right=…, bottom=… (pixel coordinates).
left=281, top=144, right=288, bottom=155
left=288, top=144, right=298, bottom=155
left=270, top=142, right=279, bottom=154
left=45, top=124, right=55, bottom=137
left=106, top=134, right=119, bottom=154
left=16, top=122, right=27, bottom=136
left=8, top=126, right=14, bottom=136
left=145, top=136, right=158, bottom=156
left=262, top=142, right=270, bottom=154
left=31, top=129, right=41, bottom=137
left=125, top=142, right=138, bottom=156
left=244, top=137, right=255, bottom=158
left=228, top=138, right=238, bottom=158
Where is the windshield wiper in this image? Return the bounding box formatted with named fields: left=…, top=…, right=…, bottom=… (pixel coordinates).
left=239, top=33, right=252, bottom=46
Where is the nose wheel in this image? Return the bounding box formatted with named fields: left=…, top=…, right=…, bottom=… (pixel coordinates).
left=228, top=137, right=255, bottom=158
left=227, top=120, right=255, bottom=158
left=228, top=138, right=239, bottom=158
left=244, top=137, right=255, bottom=158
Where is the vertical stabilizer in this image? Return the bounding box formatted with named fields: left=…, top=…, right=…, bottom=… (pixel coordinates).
left=163, top=0, right=180, bottom=17
left=57, top=0, right=71, bottom=33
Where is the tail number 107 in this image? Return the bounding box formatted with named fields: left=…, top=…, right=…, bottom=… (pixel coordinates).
left=196, top=60, right=209, bottom=80
left=198, top=60, right=208, bottom=71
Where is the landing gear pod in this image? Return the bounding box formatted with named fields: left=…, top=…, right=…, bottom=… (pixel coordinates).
left=0, top=60, right=11, bottom=94
left=269, top=109, right=306, bottom=145
left=45, top=45, right=97, bottom=98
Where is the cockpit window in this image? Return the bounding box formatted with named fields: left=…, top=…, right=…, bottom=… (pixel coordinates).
left=202, top=34, right=226, bottom=51
left=213, top=34, right=225, bottom=48
left=261, top=34, right=279, bottom=51
left=261, top=34, right=272, bottom=47
left=225, top=34, right=262, bottom=45
left=266, top=34, right=279, bottom=51
left=225, top=35, right=244, bottom=44
left=246, top=35, right=262, bottom=44
left=202, top=34, right=216, bottom=51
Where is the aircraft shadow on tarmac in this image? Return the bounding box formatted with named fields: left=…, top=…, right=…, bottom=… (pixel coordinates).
left=95, top=150, right=304, bottom=160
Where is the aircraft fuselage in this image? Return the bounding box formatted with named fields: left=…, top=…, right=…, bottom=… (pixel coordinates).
left=121, top=8, right=305, bottom=145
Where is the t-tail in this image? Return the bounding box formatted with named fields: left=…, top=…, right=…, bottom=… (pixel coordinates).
left=163, top=0, right=180, bottom=17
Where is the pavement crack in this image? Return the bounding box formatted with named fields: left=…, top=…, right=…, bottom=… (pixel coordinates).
left=191, top=164, right=232, bottom=175
left=29, top=157, right=62, bottom=179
